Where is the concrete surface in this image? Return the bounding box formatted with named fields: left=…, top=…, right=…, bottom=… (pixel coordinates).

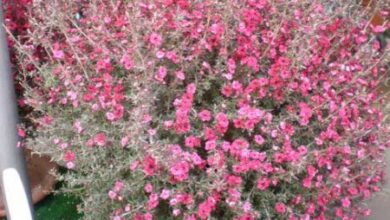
left=366, top=150, right=390, bottom=220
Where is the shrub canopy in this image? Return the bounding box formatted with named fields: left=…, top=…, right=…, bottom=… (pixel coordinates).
left=3, top=0, right=390, bottom=219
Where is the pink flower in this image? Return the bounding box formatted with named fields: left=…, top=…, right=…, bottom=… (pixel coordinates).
left=173, top=209, right=181, bottom=216
left=302, top=177, right=312, bottom=188
left=241, top=56, right=259, bottom=72
left=94, top=133, right=107, bottom=146
left=227, top=58, right=236, bottom=74
left=106, top=112, right=115, bottom=121
left=221, top=85, right=233, bottom=97
left=17, top=127, right=26, bottom=138
left=225, top=175, right=242, bottom=186
left=175, top=70, right=186, bottom=80
left=299, top=102, right=312, bottom=126
left=215, top=112, right=229, bottom=133
left=275, top=202, right=286, bottom=214
left=73, top=120, right=83, bottom=133
left=156, top=50, right=165, bottom=59
left=242, top=201, right=251, bottom=213
left=198, top=109, right=212, bottom=122
left=341, top=197, right=350, bottom=208
left=186, top=83, right=196, bottom=95
left=66, top=161, right=75, bottom=169
left=59, top=142, right=69, bottom=150
left=160, top=189, right=170, bottom=199
left=197, top=200, right=213, bottom=219
left=185, top=136, right=201, bottom=148
left=142, top=155, right=157, bottom=176
left=371, top=25, right=386, bottom=33
left=143, top=213, right=153, bottom=220
left=120, top=54, right=133, bottom=70
left=121, top=136, right=129, bottom=147
left=170, top=161, right=190, bottom=182
left=108, top=190, right=117, bottom=200
left=149, top=32, right=162, bottom=46
left=113, top=180, right=124, bottom=192
left=254, top=134, right=265, bottom=145
left=298, top=145, right=308, bottom=155
left=144, top=183, right=153, bottom=193
left=205, top=140, right=216, bottom=151
left=63, top=151, right=76, bottom=162
left=148, top=129, right=156, bottom=136
left=204, top=127, right=217, bottom=140
left=155, top=66, right=167, bottom=82
left=53, top=49, right=64, bottom=59
left=191, top=152, right=204, bottom=165
left=166, top=51, right=178, bottom=63
left=130, top=160, right=139, bottom=171
left=257, top=177, right=270, bottom=190
left=147, top=193, right=159, bottom=210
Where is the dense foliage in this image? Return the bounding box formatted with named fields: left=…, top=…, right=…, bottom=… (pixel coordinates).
left=3, top=0, right=390, bottom=219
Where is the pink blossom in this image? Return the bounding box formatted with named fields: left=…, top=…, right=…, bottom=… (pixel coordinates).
left=113, top=180, right=124, bottom=192
left=149, top=32, right=162, bottom=46
left=63, top=151, right=75, bottom=162
left=160, top=189, right=170, bottom=199
left=120, top=54, right=133, bottom=70
left=170, top=161, right=190, bottom=182
left=257, top=177, right=270, bottom=190
left=173, top=209, right=181, bottom=216
left=227, top=58, right=236, bottom=74
left=254, top=134, right=265, bottom=145
left=275, top=202, right=286, bottom=214
left=108, top=190, right=117, bottom=200
left=221, top=85, right=233, bottom=97
left=106, top=112, right=115, bottom=121
left=121, top=136, right=129, bottom=147
left=94, top=133, right=107, bottom=146
left=53, top=49, right=64, bottom=59
left=191, top=152, right=204, bottom=165
left=298, top=145, right=308, bottom=155
left=144, top=183, right=153, bottom=193
left=225, top=175, right=242, bottom=186
left=155, top=66, right=167, bottom=82
left=66, top=161, right=75, bottom=169
left=198, top=109, right=212, bottom=121
left=17, top=127, right=26, bottom=138
left=186, top=83, right=196, bottom=95
left=156, top=50, right=165, bottom=59
left=371, top=25, right=386, bottom=33
left=129, top=160, right=139, bottom=171
left=299, top=102, right=312, bottom=126
left=215, top=112, right=229, bottom=133
left=60, top=142, right=68, bottom=149
left=175, top=70, right=185, bottom=80
left=166, top=51, right=178, bottom=63
left=241, top=56, right=259, bottom=72
left=147, top=193, right=159, bottom=210
left=302, top=177, right=312, bottom=188
left=142, top=155, right=157, bottom=176
left=73, top=120, right=83, bottom=133
left=205, top=140, right=217, bottom=151
left=185, top=136, right=201, bottom=148
left=341, top=197, right=350, bottom=208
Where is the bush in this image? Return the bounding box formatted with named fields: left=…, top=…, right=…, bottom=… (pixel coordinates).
left=5, top=0, right=390, bottom=219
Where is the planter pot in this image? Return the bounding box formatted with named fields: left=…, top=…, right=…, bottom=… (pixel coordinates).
left=0, top=149, right=57, bottom=217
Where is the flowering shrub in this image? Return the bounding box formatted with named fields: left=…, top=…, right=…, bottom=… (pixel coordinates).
left=5, top=0, right=390, bottom=219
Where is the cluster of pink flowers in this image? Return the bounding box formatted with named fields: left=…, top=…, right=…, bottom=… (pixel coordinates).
left=5, top=0, right=390, bottom=219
